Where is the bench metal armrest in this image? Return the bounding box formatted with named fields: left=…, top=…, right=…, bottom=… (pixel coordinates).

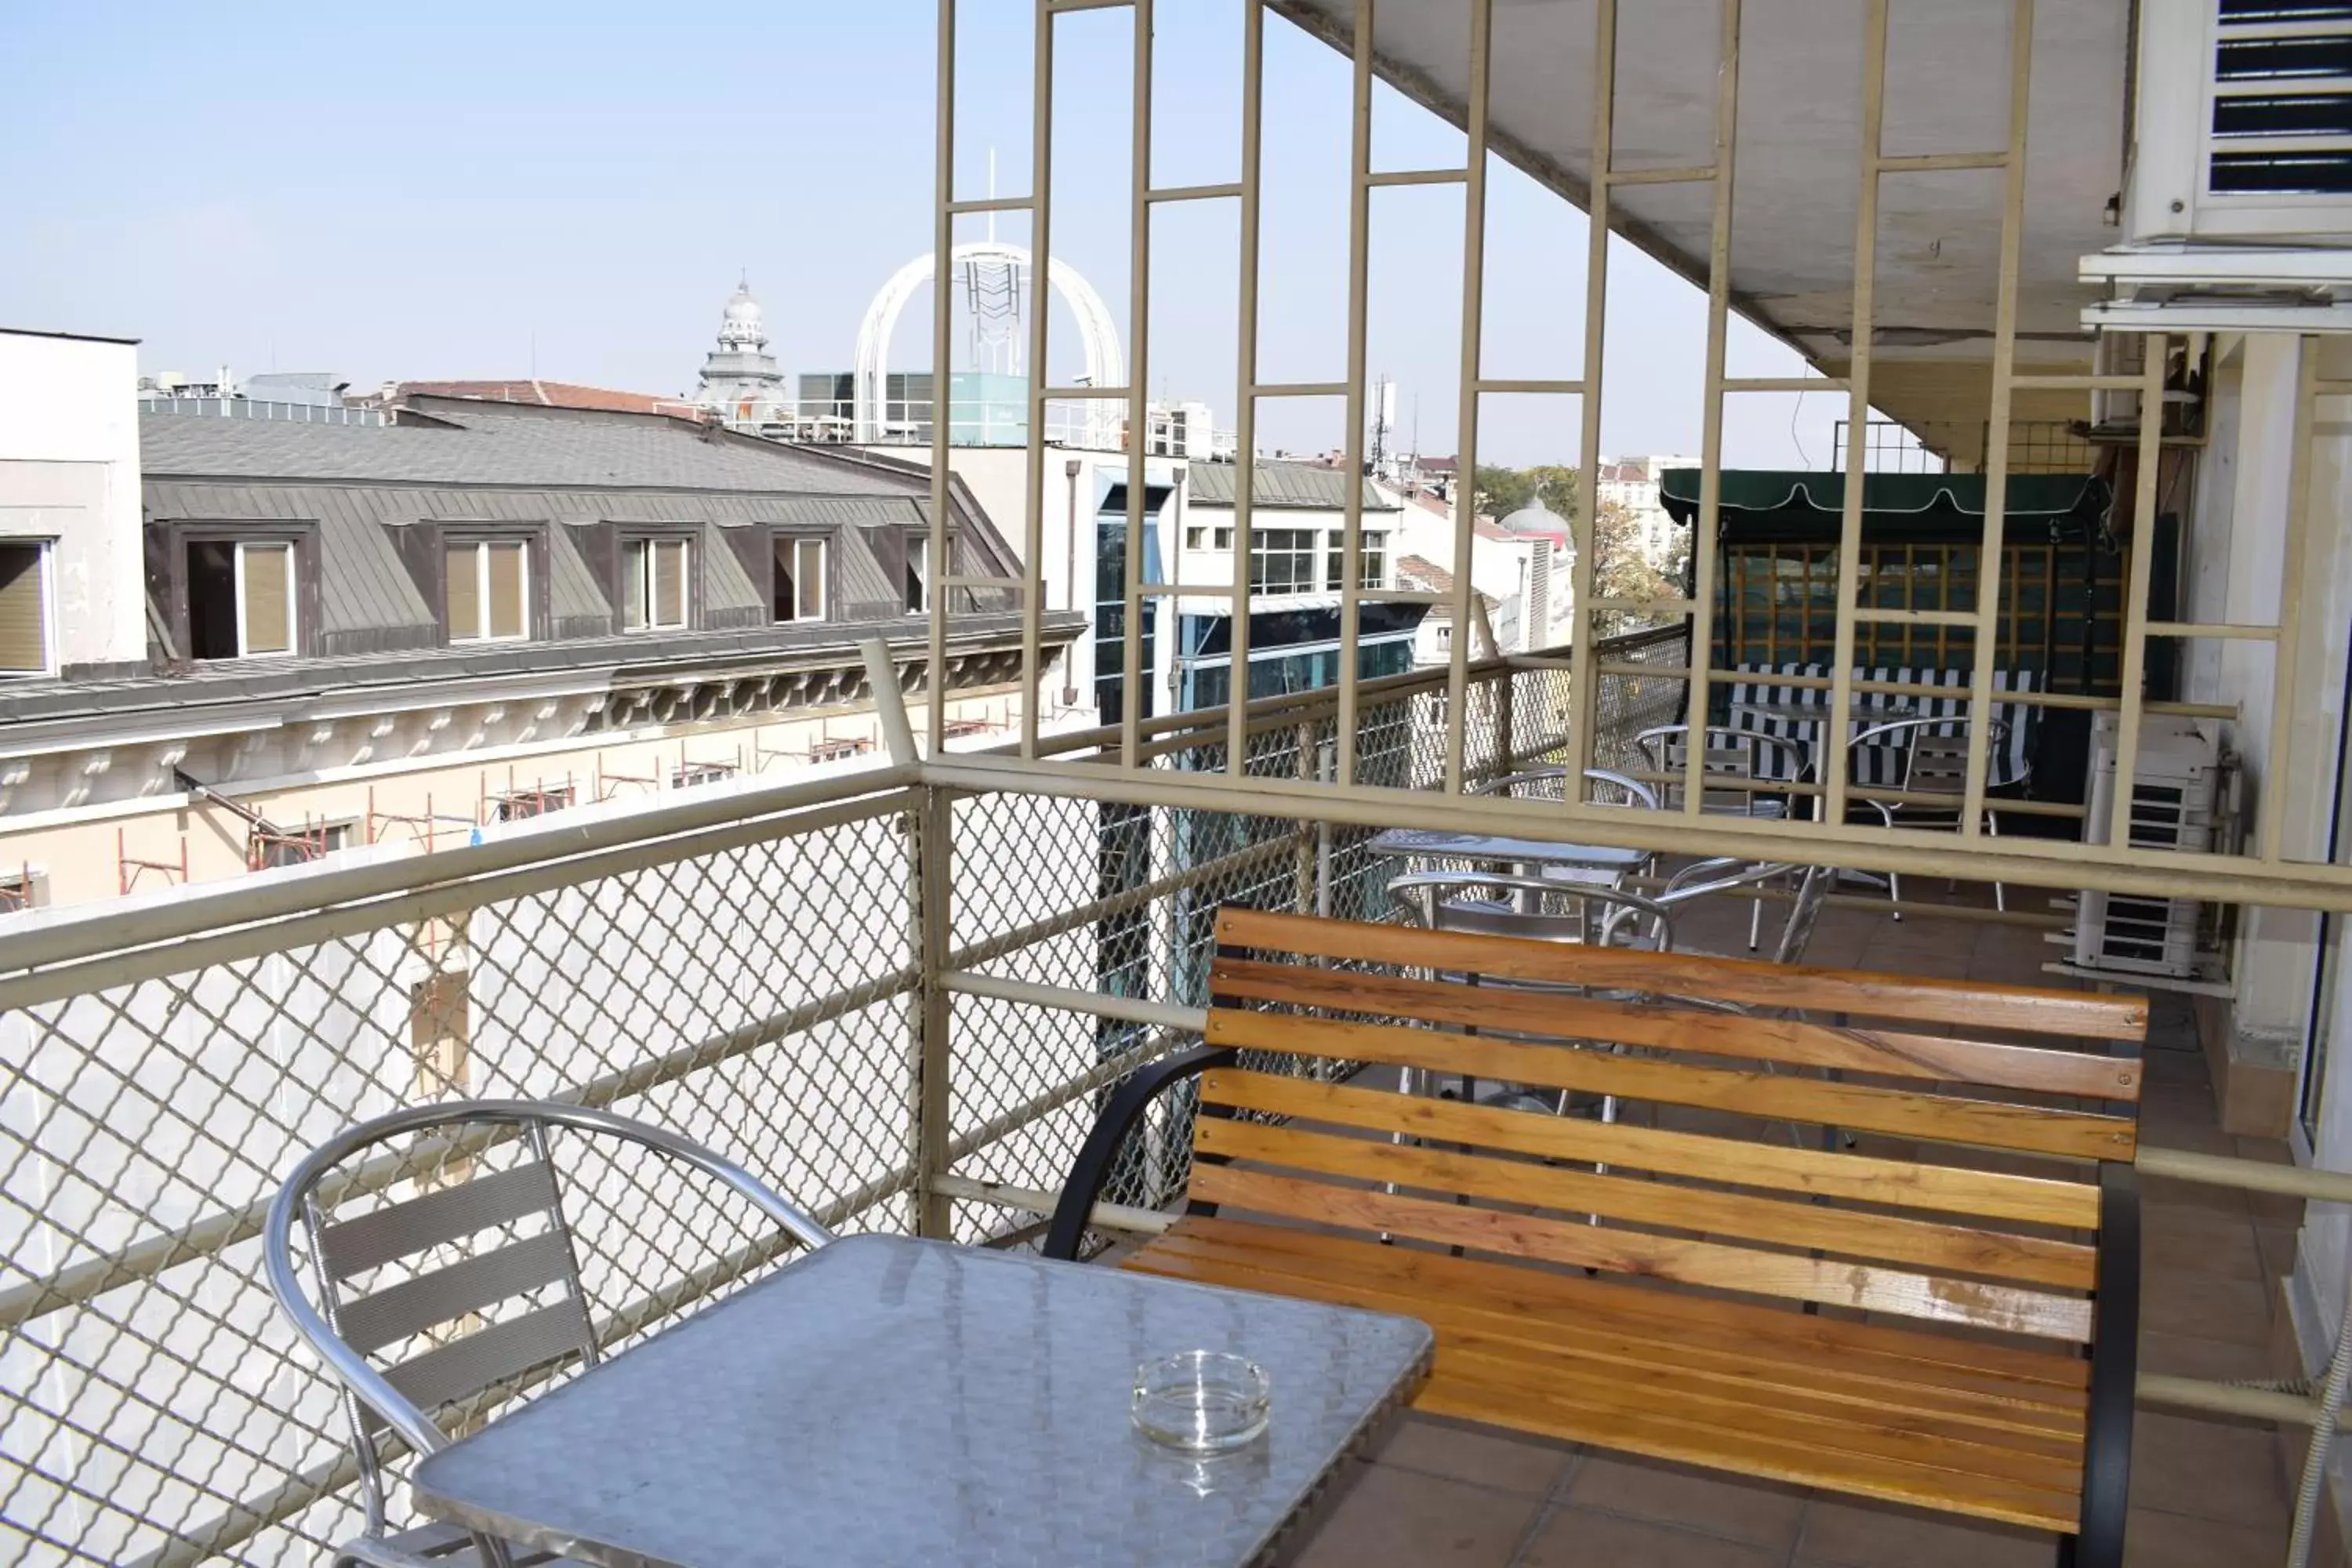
left=2076, top=1161, right=2140, bottom=1568
left=1043, top=1045, right=1236, bottom=1263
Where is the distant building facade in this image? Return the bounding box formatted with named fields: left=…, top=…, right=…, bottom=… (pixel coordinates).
left=1596, top=453, right=1697, bottom=568
left=0, top=378, right=1081, bottom=913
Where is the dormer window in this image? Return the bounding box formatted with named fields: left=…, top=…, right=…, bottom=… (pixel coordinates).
left=448, top=540, right=528, bottom=643
left=622, top=538, right=689, bottom=631
left=187, top=539, right=296, bottom=659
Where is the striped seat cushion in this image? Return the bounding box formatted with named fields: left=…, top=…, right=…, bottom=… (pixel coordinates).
left=1726, top=663, right=2038, bottom=788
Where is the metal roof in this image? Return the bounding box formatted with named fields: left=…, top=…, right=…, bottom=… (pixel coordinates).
left=139, top=406, right=916, bottom=495
left=1185, top=462, right=1403, bottom=511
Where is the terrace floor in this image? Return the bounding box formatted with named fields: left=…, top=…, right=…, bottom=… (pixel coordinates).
left=1286, top=884, right=2307, bottom=1568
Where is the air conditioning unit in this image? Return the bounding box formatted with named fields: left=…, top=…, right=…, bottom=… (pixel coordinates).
left=2082, top=2, right=2352, bottom=331
left=2072, top=712, right=2222, bottom=978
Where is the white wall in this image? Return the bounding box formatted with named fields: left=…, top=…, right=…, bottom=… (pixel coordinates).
left=0, top=331, right=146, bottom=673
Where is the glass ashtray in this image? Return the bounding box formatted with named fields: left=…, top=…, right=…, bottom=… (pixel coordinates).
left=1131, top=1350, right=1272, bottom=1454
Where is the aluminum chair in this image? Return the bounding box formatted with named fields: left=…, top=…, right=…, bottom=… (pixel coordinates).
left=1847, top=715, right=2016, bottom=914
left=1632, top=726, right=1809, bottom=947
left=1468, top=765, right=1664, bottom=885
left=264, top=1100, right=834, bottom=1568
left=1656, top=856, right=1834, bottom=967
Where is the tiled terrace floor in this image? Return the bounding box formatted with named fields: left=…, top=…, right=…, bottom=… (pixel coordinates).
left=1290, top=885, right=2304, bottom=1568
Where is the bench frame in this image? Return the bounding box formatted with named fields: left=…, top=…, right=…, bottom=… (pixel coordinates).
left=1046, top=927, right=2142, bottom=1568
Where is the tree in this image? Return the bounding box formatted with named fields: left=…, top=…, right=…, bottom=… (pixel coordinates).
left=1472, top=464, right=1533, bottom=517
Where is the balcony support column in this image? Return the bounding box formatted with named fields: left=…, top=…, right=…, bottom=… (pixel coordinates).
left=912, top=784, right=956, bottom=1238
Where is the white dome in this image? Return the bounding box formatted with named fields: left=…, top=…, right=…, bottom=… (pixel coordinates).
left=717, top=281, right=767, bottom=350
left=1497, top=503, right=1570, bottom=538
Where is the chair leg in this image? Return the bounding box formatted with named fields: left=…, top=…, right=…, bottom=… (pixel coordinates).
left=1748, top=892, right=1763, bottom=950
left=1986, top=808, right=2006, bottom=912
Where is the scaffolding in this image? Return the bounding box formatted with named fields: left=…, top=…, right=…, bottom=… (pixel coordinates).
left=365, top=787, right=481, bottom=852
left=593, top=753, right=663, bottom=802
left=481, top=768, right=577, bottom=824
left=116, top=827, right=188, bottom=896
left=671, top=743, right=743, bottom=789
left=247, top=820, right=334, bottom=872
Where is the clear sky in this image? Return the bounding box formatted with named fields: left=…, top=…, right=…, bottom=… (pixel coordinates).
left=0, top=1, right=1854, bottom=469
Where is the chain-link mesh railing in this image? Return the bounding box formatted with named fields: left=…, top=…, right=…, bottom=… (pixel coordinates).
left=0, top=627, right=1689, bottom=1563
left=0, top=790, right=923, bottom=1565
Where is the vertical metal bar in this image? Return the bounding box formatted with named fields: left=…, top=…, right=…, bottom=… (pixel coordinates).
left=2109, top=332, right=2169, bottom=855
left=1229, top=0, right=1265, bottom=775
left=1680, top=0, right=1740, bottom=816
left=1123, top=0, right=1154, bottom=766
left=1336, top=0, right=1375, bottom=787
left=2262, top=336, right=2318, bottom=862
left=1958, top=0, right=2034, bottom=833
left=913, top=786, right=954, bottom=1238
left=1021, top=0, right=1056, bottom=759
left=1443, top=0, right=1494, bottom=795
left=1568, top=0, right=1617, bottom=793
left=930, top=0, right=957, bottom=759
left=1826, top=0, right=1882, bottom=829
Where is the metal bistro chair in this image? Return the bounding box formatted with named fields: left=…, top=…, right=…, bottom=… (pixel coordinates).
left=1468, top=765, right=1664, bottom=886
left=264, top=1100, right=834, bottom=1568
left=1388, top=869, right=1675, bottom=1121
left=1847, top=714, right=2016, bottom=915
left=1632, top=725, right=1810, bottom=949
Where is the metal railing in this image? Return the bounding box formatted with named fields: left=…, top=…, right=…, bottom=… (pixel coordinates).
left=3, top=619, right=2341, bottom=1565
left=0, top=629, right=1659, bottom=1566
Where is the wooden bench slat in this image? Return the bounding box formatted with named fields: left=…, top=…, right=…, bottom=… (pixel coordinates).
left=1439, top=1341, right=2082, bottom=1487
left=1213, top=959, right=2143, bottom=1102
left=1415, top=1371, right=2082, bottom=1533
left=1188, top=1165, right=2094, bottom=1341
left=1200, top=1068, right=2103, bottom=1228
left=1192, top=1116, right=2099, bottom=1290
left=1151, top=1218, right=2091, bottom=1395
left=1132, top=1232, right=2085, bottom=1439
left=1207, top=1009, right=2138, bottom=1162
left=1214, top=906, right=2149, bottom=1040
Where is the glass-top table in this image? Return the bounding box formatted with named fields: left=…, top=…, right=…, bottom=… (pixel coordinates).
left=1365, top=826, right=1649, bottom=873
left=411, top=1234, right=1433, bottom=1568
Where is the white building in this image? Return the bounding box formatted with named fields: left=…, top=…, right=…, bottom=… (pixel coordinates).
left=1392, top=489, right=1565, bottom=660
left=0, top=328, right=148, bottom=682
left=695, top=280, right=795, bottom=431
left=1596, top=454, right=1698, bottom=569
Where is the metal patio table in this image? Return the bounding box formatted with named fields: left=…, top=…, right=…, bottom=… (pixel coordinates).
left=409, top=1233, right=1433, bottom=1568
left=1366, top=826, right=1649, bottom=885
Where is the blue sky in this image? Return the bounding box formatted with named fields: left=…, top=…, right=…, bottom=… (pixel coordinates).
left=0, top=1, right=1848, bottom=467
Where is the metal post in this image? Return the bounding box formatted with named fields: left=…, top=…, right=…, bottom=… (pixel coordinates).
left=1229, top=0, right=1265, bottom=777
left=930, top=0, right=957, bottom=759
left=2109, top=332, right=2170, bottom=843
left=2262, top=336, right=2319, bottom=862
left=1336, top=0, right=1375, bottom=786
left=1823, top=0, right=1887, bottom=829
left=1123, top=0, right=1154, bottom=766
left=1443, top=0, right=1494, bottom=795
left=1021, top=0, right=1057, bottom=758
left=913, top=785, right=955, bottom=1239
left=1958, top=0, right=2035, bottom=835
left=1679, top=0, right=1741, bottom=816
left=1567, top=0, right=1617, bottom=793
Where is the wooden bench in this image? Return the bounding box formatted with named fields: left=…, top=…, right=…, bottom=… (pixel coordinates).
left=1046, top=908, right=2146, bottom=1567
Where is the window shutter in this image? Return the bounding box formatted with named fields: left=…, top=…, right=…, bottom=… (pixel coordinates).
left=623, top=540, right=648, bottom=630
left=241, top=545, right=292, bottom=655
left=445, top=543, right=481, bottom=640
left=655, top=540, right=686, bottom=626
left=0, top=545, right=47, bottom=673
left=797, top=539, right=824, bottom=619
left=487, top=543, right=525, bottom=638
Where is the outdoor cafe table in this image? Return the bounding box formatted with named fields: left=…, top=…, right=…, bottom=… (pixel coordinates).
left=409, top=1233, right=1433, bottom=1567
left=1365, top=826, right=1649, bottom=884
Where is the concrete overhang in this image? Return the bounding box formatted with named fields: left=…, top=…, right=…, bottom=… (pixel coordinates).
left=1269, top=0, right=2129, bottom=458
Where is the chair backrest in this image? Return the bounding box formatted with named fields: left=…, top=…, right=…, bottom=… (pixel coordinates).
left=1634, top=725, right=1806, bottom=808
left=264, top=1101, right=833, bottom=1539
left=1388, top=869, right=1674, bottom=952
left=1200, top=907, right=2147, bottom=1345
left=1852, top=715, right=2011, bottom=802
left=1472, top=765, right=1661, bottom=811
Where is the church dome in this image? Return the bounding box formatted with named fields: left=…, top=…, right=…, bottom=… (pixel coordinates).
left=717, top=280, right=767, bottom=350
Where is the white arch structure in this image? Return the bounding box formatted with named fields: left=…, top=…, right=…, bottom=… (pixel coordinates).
left=852, top=241, right=1125, bottom=445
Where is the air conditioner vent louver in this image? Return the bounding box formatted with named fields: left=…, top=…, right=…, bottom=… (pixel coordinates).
left=2072, top=713, right=2220, bottom=978
left=2208, top=3, right=2352, bottom=197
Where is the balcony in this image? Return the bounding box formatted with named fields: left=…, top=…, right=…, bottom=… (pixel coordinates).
left=0, top=628, right=2325, bottom=1567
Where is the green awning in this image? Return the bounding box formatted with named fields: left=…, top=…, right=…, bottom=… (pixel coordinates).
left=1658, top=470, right=2111, bottom=545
